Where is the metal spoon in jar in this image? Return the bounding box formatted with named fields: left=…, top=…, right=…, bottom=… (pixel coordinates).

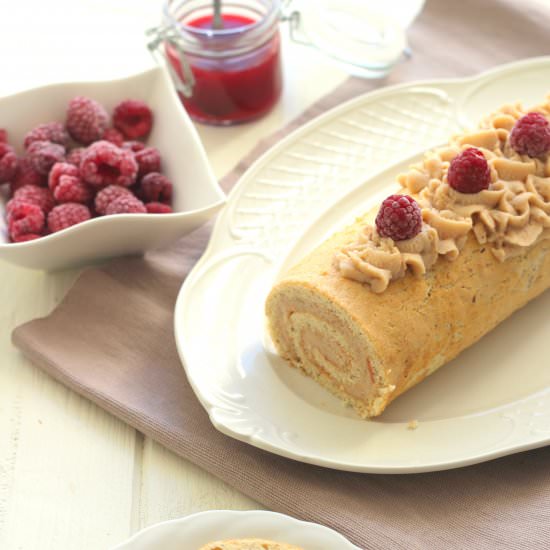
left=213, top=0, right=224, bottom=29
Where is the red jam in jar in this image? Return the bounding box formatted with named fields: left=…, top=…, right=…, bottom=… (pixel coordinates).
left=163, top=0, right=282, bottom=125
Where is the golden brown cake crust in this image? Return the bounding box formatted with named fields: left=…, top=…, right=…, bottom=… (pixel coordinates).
left=266, top=214, right=550, bottom=417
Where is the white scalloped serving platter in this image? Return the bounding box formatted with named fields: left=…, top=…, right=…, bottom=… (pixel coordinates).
left=175, top=57, right=550, bottom=473
left=113, top=510, right=360, bottom=550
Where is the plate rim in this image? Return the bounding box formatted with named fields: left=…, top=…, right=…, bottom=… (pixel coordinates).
left=210, top=55, right=550, bottom=247
left=111, top=509, right=361, bottom=550
left=175, top=55, right=550, bottom=474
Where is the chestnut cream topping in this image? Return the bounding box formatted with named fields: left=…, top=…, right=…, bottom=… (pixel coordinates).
left=336, top=100, right=550, bottom=292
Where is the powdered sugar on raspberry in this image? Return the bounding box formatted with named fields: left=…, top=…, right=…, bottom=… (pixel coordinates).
left=55, top=176, right=93, bottom=204
left=105, top=194, right=146, bottom=214
left=49, top=162, right=79, bottom=191
left=27, top=140, right=65, bottom=175
left=10, top=157, right=46, bottom=192
left=0, top=142, right=18, bottom=183
left=66, top=147, right=85, bottom=167
left=94, top=184, right=132, bottom=215
left=80, top=140, right=138, bottom=188
left=49, top=162, right=92, bottom=203
left=66, top=96, right=109, bottom=145
left=24, top=122, right=69, bottom=149
left=7, top=202, right=45, bottom=241
left=13, top=185, right=55, bottom=213
left=47, top=203, right=91, bottom=233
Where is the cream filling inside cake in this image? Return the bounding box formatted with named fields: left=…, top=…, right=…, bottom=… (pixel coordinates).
left=267, top=284, right=395, bottom=416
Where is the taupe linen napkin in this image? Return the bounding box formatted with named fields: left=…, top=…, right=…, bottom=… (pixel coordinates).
left=12, top=1, right=550, bottom=548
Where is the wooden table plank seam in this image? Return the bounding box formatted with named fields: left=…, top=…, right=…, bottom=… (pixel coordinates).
left=131, top=432, right=145, bottom=535
left=0, top=393, right=23, bottom=543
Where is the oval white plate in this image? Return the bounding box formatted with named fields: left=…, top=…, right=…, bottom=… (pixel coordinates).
left=112, top=510, right=360, bottom=550
left=0, top=66, right=225, bottom=271
left=175, top=56, right=550, bottom=473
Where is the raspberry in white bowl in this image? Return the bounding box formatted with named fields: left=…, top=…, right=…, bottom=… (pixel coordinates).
left=2, top=94, right=181, bottom=243
left=0, top=66, right=225, bottom=270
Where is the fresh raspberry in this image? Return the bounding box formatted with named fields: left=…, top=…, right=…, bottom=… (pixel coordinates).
left=105, top=194, right=146, bottom=215
left=0, top=142, right=18, bottom=183
left=113, top=100, right=153, bottom=139
left=122, top=141, right=146, bottom=153
left=7, top=202, right=45, bottom=241
left=47, top=203, right=91, bottom=233
left=6, top=199, right=24, bottom=222
left=24, top=122, right=69, bottom=149
left=80, top=140, right=138, bottom=188
left=135, top=146, right=161, bottom=177
left=13, top=185, right=55, bottom=213
left=6, top=199, right=35, bottom=222
left=48, top=162, right=79, bottom=191
left=12, top=233, right=42, bottom=243
left=509, top=112, right=550, bottom=158
left=10, top=157, right=46, bottom=192
left=102, top=127, right=124, bottom=147
left=138, top=172, right=173, bottom=204
left=49, top=163, right=93, bottom=204
left=94, top=184, right=132, bottom=215
left=66, top=96, right=109, bottom=144
left=447, top=147, right=490, bottom=194
left=48, top=162, right=94, bottom=203
left=0, top=129, right=7, bottom=142
left=27, top=140, right=65, bottom=175
left=145, top=202, right=173, bottom=214
left=375, top=194, right=422, bottom=241
left=55, top=178, right=93, bottom=204
left=66, top=147, right=85, bottom=167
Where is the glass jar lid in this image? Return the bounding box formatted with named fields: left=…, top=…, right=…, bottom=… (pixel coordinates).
left=285, top=0, right=413, bottom=78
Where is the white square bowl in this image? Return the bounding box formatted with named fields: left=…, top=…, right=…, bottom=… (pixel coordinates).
left=0, top=65, right=226, bottom=271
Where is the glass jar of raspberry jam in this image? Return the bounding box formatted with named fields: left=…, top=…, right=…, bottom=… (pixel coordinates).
left=148, top=0, right=412, bottom=124
left=160, top=0, right=282, bottom=125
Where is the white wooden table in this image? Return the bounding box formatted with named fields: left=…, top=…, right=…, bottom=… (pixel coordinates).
left=0, top=2, right=347, bottom=548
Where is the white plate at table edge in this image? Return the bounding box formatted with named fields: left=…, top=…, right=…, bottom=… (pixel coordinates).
left=175, top=56, right=550, bottom=474
left=111, top=510, right=361, bottom=550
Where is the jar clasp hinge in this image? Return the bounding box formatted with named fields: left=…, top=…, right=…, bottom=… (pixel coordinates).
left=146, top=25, right=196, bottom=98
left=280, top=0, right=312, bottom=47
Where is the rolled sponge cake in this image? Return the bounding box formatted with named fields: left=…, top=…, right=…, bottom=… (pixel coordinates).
left=199, top=539, right=303, bottom=550
left=265, top=212, right=550, bottom=419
